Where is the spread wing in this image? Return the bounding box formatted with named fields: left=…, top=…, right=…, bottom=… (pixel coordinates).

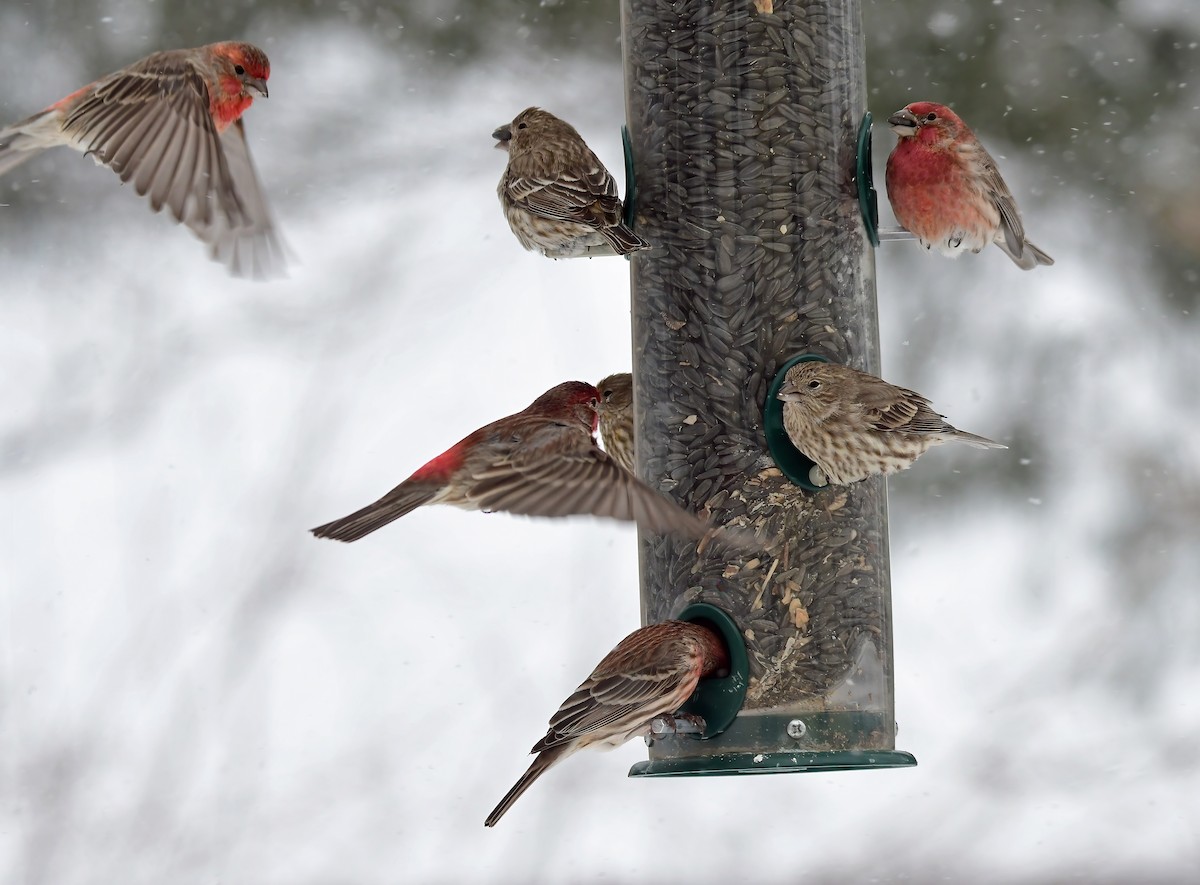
left=202, top=120, right=288, bottom=279
left=61, top=51, right=285, bottom=278
left=464, top=425, right=707, bottom=537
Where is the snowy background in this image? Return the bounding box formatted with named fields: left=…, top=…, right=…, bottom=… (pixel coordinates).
left=1, top=1, right=1197, bottom=882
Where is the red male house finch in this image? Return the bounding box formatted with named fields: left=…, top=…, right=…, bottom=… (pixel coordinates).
left=0, top=42, right=284, bottom=278
left=484, top=620, right=729, bottom=827
left=885, top=101, right=1053, bottom=270
left=311, top=381, right=708, bottom=542
left=596, top=372, right=634, bottom=474
left=777, top=362, right=1006, bottom=486
left=493, top=107, right=650, bottom=258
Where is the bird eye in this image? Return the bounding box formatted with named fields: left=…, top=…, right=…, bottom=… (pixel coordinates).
left=589, top=397, right=599, bottom=409
left=235, top=64, right=246, bottom=76
left=517, top=122, right=527, bottom=130
left=602, top=389, right=613, bottom=401
left=924, top=112, right=937, bottom=122
left=807, top=380, right=821, bottom=390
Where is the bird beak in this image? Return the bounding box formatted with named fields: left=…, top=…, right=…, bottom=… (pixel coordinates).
left=887, top=108, right=919, bottom=137
left=492, top=125, right=512, bottom=150
left=777, top=381, right=800, bottom=402
left=245, top=77, right=268, bottom=99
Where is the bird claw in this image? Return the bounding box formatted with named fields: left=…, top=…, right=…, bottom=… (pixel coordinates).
left=648, top=713, right=707, bottom=737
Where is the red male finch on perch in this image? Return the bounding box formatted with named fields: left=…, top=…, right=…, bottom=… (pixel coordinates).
left=885, top=100, right=1053, bottom=270
left=0, top=41, right=285, bottom=278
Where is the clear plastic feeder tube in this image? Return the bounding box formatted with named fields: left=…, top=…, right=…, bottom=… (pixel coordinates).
left=621, top=0, right=914, bottom=775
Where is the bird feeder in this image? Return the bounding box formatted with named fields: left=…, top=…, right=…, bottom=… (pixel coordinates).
left=621, top=0, right=915, bottom=776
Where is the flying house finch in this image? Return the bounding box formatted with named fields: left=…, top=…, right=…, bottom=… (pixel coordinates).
left=493, top=107, right=650, bottom=258
left=596, top=372, right=634, bottom=473
left=0, top=42, right=284, bottom=278
left=484, top=620, right=729, bottom=828
left=885, top=101, right=1053, bottom=270
left=777, top=362, right=1006, bottom=486
left=311, top=381, right=709, bottom=542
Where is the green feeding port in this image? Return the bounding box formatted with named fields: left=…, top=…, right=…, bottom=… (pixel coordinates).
left=672, top=603, right=748, bottom=739
left=764, top=353, right=830, bottom=492
left=621, top=124, right=637, bottom=231
left=856, top=111, right=881, bottom=247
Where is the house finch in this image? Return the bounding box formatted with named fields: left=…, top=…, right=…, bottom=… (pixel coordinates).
left=0, top=42, right=284, bottom=278
left=885, top=101, right=1053, bottom=270
left=777, top=362, right=1006, bottom=486
left=596, top=372, right=634, bottom=473
left=484, top=620, right=728, bottom=827
left=311, top=381, right=709, bottom=542
left=493, top=107, right=650, bottom=258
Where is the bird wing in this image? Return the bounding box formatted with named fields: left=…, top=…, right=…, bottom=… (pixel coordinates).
left=859, top=384, right=951, bottom=434
left=538, top=665, right=691, bottom=752
left=61, top=52, right=244, bottom=226
left=60, top=52, right=285, bottom=278
left=976, top=143, right=1027, bottom=258
left=200, top=119, right=288, bottom=279
left=505, top=158, right=621, bottom=226
left=466, top=425, right=707, bottom=537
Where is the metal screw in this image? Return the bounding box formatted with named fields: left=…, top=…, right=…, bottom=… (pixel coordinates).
left=787, top=719, right=807, bottom=739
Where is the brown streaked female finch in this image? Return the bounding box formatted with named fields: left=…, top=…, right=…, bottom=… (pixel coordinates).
left=0, top=42, right=284, bottom=278
left=493, top=107, right=650, bottom=259
left=596, top=372, right=634, bottom=473
left=885, top=101, right=1053, bottom=270
left=310, top=381, right=709, bottom=542
left=777, top=362, right=1006, bottom=487
left=484, top=620, right=729, bottom=828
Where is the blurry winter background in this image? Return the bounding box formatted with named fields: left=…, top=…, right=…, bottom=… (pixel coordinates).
left=1, top=0, right=1197, bottom=881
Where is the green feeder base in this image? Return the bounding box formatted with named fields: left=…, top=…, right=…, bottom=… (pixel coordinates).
left=630, top=710, right=916, bottom=777
left=763, top=353, right=830, bottom=492
left=629, top=748, right=917, bottom=777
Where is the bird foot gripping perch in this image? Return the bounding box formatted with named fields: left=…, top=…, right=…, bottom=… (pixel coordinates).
left=647, top=712, right=707, bottom=739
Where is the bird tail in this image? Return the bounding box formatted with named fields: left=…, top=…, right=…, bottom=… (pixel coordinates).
left=599, top=223, right=651, bottom=256
left=1022, top=240, right=1054, bottom=268
left=954, top=430, right=1007, bottom=450
left=310, top=482, right=441, bottom=542
left=998, top=235, right=1054, bottom=270
left=0, top=110, right=61, bottom=178
left=484, top=745, right=567, bottom=828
